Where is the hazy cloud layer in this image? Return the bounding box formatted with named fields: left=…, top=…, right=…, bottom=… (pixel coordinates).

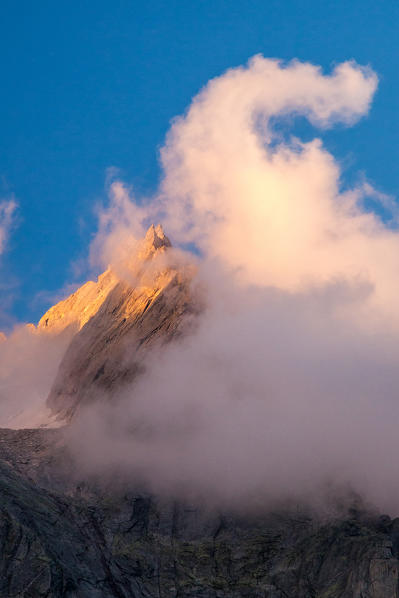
left=157, top=58, right=399, bottom=325
left=0, top=324, right=73, bottom=427
left=70, top=277, right=399, bottom=512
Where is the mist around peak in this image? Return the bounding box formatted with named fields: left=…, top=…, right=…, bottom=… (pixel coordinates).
left=3, top=57, right=399, bottom=515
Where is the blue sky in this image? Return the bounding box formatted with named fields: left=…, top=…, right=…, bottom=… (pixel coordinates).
left=1, top=0, right=398, bottom=327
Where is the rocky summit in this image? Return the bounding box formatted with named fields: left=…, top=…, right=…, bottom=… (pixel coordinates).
left=0, top=226, right=399, bottom=597
left=44, top=224, right=195, bottom=423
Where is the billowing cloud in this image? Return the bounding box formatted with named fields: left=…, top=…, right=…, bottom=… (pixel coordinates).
left=156, top=57, right=399, bottom=327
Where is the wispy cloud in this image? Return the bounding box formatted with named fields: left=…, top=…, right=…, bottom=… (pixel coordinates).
left=0, top=198, right=17, bottom=256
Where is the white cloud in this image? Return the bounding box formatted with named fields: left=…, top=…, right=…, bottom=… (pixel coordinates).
left=154, top=57, right=399, bottom=329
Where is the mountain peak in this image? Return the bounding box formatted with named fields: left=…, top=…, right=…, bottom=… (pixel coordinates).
left=37, top=226, right=172, bottom=335
left=138, top=223, right=171, bottom=261
left=144, top=223, right=171, bottom=249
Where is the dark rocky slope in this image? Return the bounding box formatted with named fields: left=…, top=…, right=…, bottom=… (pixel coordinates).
left=0, top=428, right=399, bottom=597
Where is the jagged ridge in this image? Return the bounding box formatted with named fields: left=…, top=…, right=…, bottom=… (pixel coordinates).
left=43, top=224, right=196, bottom=422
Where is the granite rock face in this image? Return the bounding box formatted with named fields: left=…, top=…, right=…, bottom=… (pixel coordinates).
left=37, top=225, right=171, bottom=336
left=46, top=266, right=195, bottom=423
left=40, top=225, right=197, bottom=423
